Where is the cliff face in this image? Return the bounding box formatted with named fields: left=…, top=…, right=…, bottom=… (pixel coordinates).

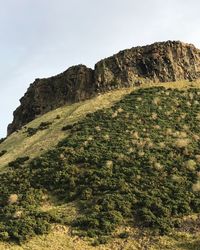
left=7, top=41, right=200, bottom=135
left=7, top=65, right=94, bottom=135
left=94, top=41, right=200, bottom=92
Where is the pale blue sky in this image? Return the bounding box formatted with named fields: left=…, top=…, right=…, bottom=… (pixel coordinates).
left=1, top=0, right=200, bottom=137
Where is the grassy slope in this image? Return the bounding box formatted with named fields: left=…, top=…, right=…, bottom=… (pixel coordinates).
left=1, top=80, right=198, bottom=168
left=1, top=228, right=200, bottom=250
left=0, top=87, right=134, bottom=169
left=1, top=80, right=200, bottom=249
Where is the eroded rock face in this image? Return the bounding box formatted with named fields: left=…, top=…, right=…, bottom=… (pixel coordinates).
left=7, top=41, right=200, bottom=135
left=7, top=65, right=95, bottom=135
left=95, top=41, right=200, bottom=92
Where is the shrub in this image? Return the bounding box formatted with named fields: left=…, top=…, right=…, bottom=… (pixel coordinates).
left=8, top=156, right=29, bottom=168
left=26, top=121, right=53, bottom=136
left=39, top=121, right=52, bottom=130
left=185, top=160, right=196, bottom=171
left=119, top=231, right=129, bottom=239
left=26, top=127, right=38, bottom=136
left=0, top=150, right=7, bottom=157
left=2, top=87, right=200, bottom=243
left=0, top=138, right=6, bottom=144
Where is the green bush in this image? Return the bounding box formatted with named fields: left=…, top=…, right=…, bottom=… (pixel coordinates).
left=25, top=121, right=53, bottom=137
left=0, top=138, right=6, bottom=144
left=0, top=150, right=7, bottom=157
left=1, top=87, right=200, bottom=243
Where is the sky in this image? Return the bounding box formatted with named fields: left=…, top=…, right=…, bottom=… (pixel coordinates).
left=0, top=0, right=200, bottom=138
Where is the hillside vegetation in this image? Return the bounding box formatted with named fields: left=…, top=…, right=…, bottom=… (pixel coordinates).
left=0, top=87, right=134, bottom=169
left=0, top=80, right=198, bottom=168
left=1, top=81, right=200, bottom=249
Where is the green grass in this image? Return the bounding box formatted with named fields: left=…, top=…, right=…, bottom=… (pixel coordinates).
left=1, top=80, right=200, bottom=249
left=1, top=79, right=199, bottom=169
left=0, top=87, right=134, bottom=169
left=0, top=81, right=200, bottom=169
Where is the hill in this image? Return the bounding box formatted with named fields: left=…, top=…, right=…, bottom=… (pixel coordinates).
left=1, top=80, right=200, bottom=249
left=2, top=40, right=200, bottom=249
left=7, top=41, right=200, bottom=135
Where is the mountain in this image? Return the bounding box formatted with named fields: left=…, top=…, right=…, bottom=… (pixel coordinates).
left=7, top=41, right=200, bottom=135
left=1, top=41, right=200, bottom=250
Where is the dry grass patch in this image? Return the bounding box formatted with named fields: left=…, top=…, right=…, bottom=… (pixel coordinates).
left=174, top=138, right=190, bottom=148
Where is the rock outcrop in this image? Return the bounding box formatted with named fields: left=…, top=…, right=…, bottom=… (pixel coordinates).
left=7, top=41, right=200, bottom=135
left=94, top=41, right=200, bottom=92
left=7, top=65, right=94, bottom=135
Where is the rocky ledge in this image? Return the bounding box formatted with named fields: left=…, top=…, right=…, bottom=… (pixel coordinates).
left=7, top=41, right=200, bottom=135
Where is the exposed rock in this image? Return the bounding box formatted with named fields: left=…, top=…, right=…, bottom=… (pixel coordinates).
left=7, top=65, right=95, bottom=135
left=94, top=41, right=200, bottom=92
left=7, top=41, right=200, bottom=135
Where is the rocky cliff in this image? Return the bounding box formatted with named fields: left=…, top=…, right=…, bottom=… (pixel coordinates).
left=95, top=40, right=200, bottom=91
left=7, top=41, right=200, bottom=135
left=7, top=65, right=94, bottom=135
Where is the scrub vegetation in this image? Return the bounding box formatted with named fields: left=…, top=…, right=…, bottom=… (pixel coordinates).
left=1, top=86, right=200, bottom=247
